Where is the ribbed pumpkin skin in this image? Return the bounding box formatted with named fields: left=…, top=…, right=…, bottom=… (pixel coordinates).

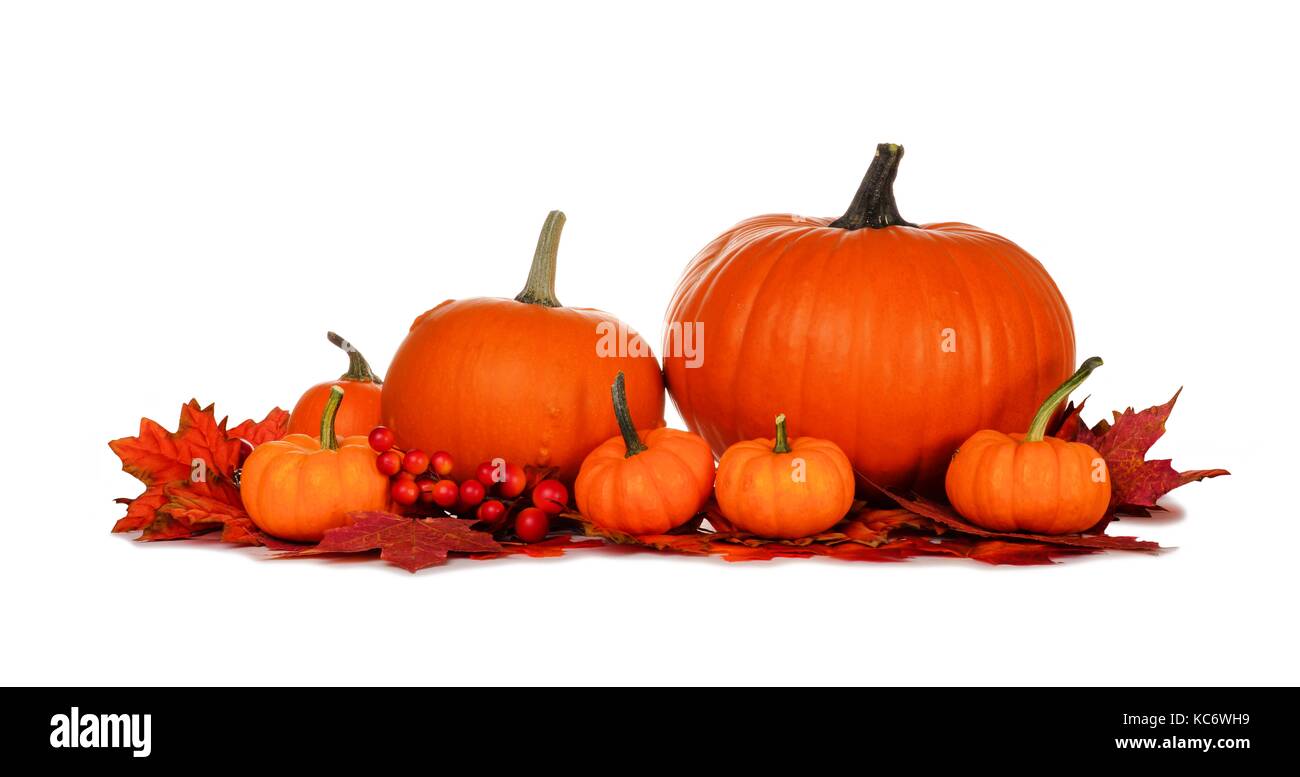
left=383, top=298, right=665, bottom=483
left=287, top=381, right=383, bottom=439
left=664, top=216, right=1075, bottom=496
left=945, top=430, right=1110, bottom=534
left=241, top=434, right=390, bottom=542
left=715, top=436, right=854, bottom=539
left=575, top=428, right=715, bottom=535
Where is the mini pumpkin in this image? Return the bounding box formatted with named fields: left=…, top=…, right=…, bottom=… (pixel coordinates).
left=287, top=331, right=384, bottom=438
left=715, top=413, right=855, bottom=539
left=575, top=372, right=715, bottom=535
left=243, top=386, right=390, bottom=542
left=945, top=357, right=1111, bottom=535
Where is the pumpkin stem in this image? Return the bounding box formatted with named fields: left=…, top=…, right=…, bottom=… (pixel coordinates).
left=1024, top=357, right=1104, bottom=442
left=610, top=371, right=648, bottom=457
left=514, top=210, right=566, bottom=307
left=320, top=385, right=345, bottom=451
left=829, top=143, right=916, bottom=230
left=327, top=331, right=382, bottom=384
left=772, top=413, right=792, bottom=454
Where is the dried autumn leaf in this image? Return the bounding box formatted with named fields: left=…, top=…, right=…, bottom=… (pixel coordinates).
left=1072, top=389, right=1229, bottom=512
left=228, top=407, right=291, bottom=445
left=139, top=514, right=213, bottom=542
left=472, top=535, right=607, bottom=560
left=158, top=480, right=244, bottom=526
left=575, top=515, right=716, bottom=554
left=282, top=512, right=503, bottom=573
left=707, top=537, right=927, bottom=563
left=220, top=515, right=306, bottom=551
left=882, top=487, right=1160, bottom=552
left=110, top=400, right=242, bottom=485
left=841, top=508, right=928, bottom=546
left=112, top=485, right=168, bottom=533
left=110, top=401, right=284, bottom=541
left=1050, top=398, right=1087, bottom=440
left=219, top=515, right=268, bottom=547
left=134, top=480, right=250, bottom=541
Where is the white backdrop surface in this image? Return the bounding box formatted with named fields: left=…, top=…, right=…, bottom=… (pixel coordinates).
left=1, top=1, right=1294, bottom=686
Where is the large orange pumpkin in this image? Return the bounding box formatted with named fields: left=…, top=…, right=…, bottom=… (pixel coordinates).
left=664, top=143, right=1075, bottom=496
left=286, top=331, right=384, bottom=438
left=382, top=211, right=665, bottom=482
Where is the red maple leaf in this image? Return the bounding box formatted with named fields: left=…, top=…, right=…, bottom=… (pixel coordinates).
left=110, top=401, right=288, bottom=542
left=1072, top=389, right=1229, bottom=512
left=281, top=512, right=504, bottom=573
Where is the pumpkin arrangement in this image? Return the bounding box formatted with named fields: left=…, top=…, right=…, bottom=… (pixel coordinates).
left=107, top=146, right=1227, bottom=572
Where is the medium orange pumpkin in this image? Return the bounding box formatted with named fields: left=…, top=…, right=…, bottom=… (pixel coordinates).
left=287, top=332, right=384, bottom=438
left=945, top=357, right=1110, bottom=535
left=575, top=372, right=715, bottom=535
left=664, top=143, right=1075, bottom=496
left=714, top=414, right=854, bottom=539
left=383, top=211, right=665, bottom=482
left=243, top=386, right=390, bottom=542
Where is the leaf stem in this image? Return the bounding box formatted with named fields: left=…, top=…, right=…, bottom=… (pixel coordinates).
left=320, top=385, right=344, bottom=451
left=610, top=372, right=647, bottom=457
left=1025, top=357, right=1103, bottom=442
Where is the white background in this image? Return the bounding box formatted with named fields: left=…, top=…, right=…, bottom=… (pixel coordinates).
left=2, top=1, right=1295, bottom=686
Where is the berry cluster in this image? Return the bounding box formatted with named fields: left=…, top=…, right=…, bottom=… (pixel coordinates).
left=366, top=426, right=568, bottom=543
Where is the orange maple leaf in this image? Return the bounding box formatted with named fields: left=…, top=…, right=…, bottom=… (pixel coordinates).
left=110, top=401, right=288, bottom=541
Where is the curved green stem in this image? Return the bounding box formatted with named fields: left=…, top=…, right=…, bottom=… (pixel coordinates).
left=829, top=143, right=916, bottom=230
left=772, top=413, right=791, bottom=454
left=514, top=210, right=565, bottom=307
left=1025, top=357, right=1104, bottom=442
left=320, top=385, right=344, bottom=451
left=610, top=371, right=647, bottom=457
left=327, top=331, right=382, bottom=384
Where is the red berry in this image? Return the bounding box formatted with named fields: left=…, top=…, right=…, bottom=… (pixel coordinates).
left=375, top=450, right=403, bottom=477
left=532, top=479, right=569, bottom=514
left=237, top=439, right=255, bottom=465
left=418, top=478, right=437, bottom=504
left=402, top=449, right=430, bottom=476
left=477, top=499, right=506, bottom=524
left=390, top=477, right=420, bottom=506
left=498, top=462, right=527, bottom=498
left=475, top=460, right=502, bottom=489
left=430, top=450, right=454, bottom=477
left=458, top=479, right=486, bottom=509
left=515, top=507, right=550, bottom=543
left=368, top=426, right=396, bottom=453
left=430, top=479, right=459, bottom=509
